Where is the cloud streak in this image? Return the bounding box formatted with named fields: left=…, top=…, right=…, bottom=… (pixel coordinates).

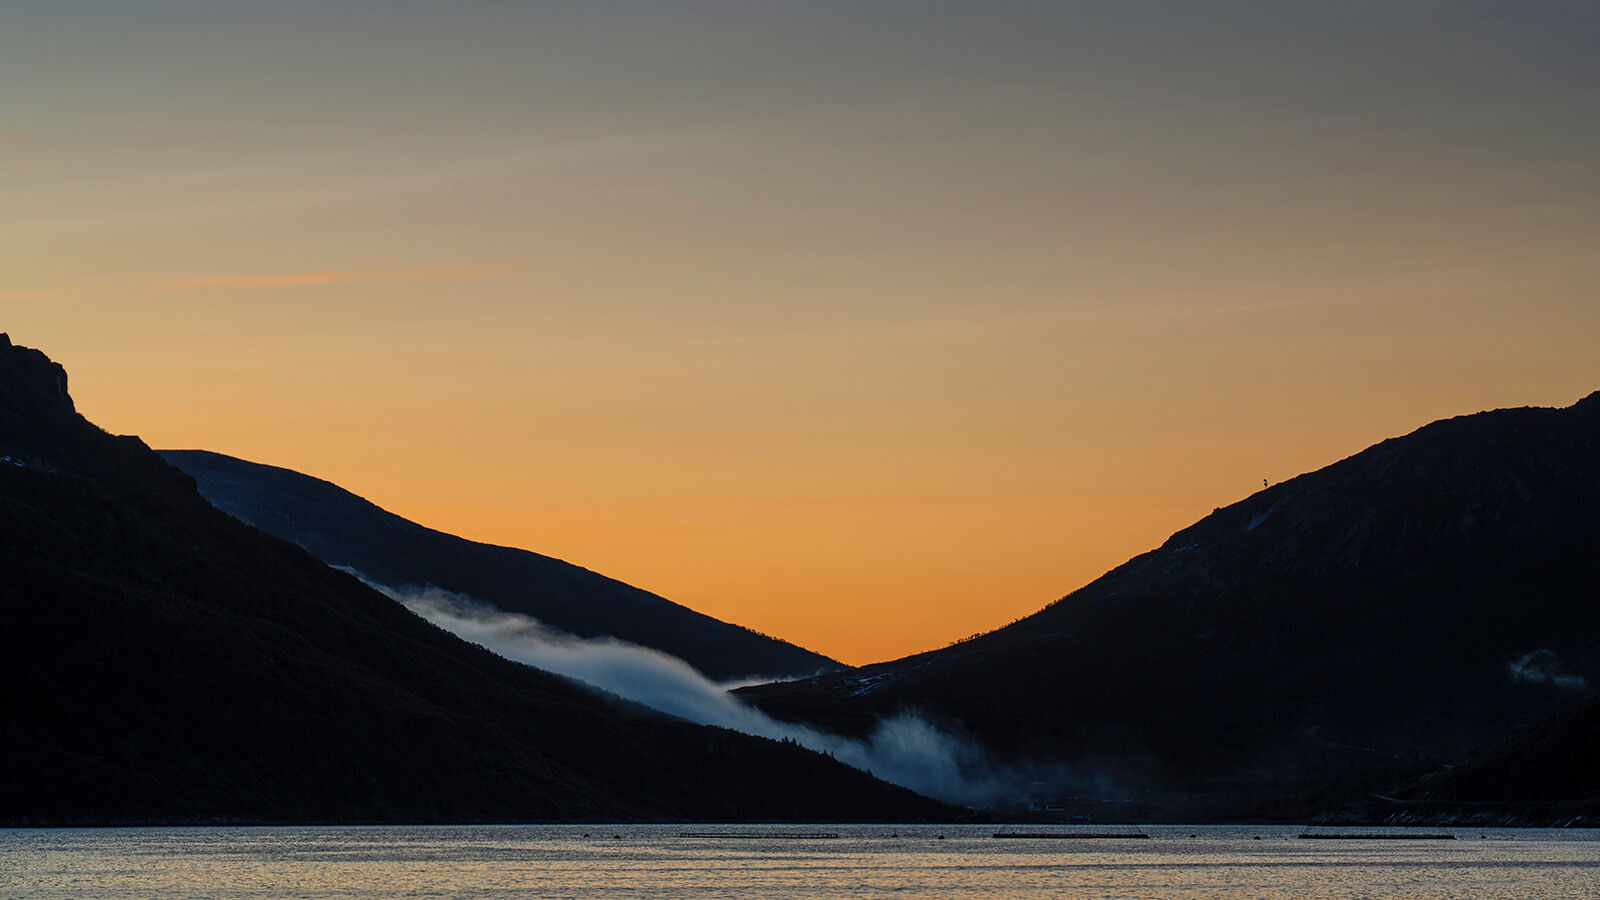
left=363, top=578, right=1024, bottom=807
left=163, top=266, right=505, bottom=290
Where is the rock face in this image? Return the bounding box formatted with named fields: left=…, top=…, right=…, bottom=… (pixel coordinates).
left=0, top=333, right=76, bottom=472
left=0, top=332, right=71, bottom=413
left=159, top=449, right=840, bottom=683
left=741, top=394, right=1600, bottom=821
left=0, top=336, right=944, bottom=825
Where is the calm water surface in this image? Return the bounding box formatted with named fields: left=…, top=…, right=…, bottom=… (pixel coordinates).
left=3, top=824, right=1596, bottom=899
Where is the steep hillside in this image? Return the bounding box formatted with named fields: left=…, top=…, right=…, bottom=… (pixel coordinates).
left=742, top=394, right=1600, bottom=821
left=0, top=335, right=943, bottom=825
left=1335, top=696, right=1600, bottom=827
left=159, top=449, right=839, bottom=683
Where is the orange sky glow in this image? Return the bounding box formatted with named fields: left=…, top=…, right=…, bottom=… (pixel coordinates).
left=6, top=2, right=1597, bottom=664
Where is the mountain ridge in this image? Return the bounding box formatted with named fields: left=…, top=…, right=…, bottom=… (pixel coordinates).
left=0, top=334, right=944, bottom=825
left=740, top=393, right=1600, bottom=821
left=158, top=448, right=840, bottom=683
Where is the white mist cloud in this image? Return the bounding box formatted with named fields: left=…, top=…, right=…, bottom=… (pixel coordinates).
left=1507, top=649, right=1590, bottom=691
left=359, top=577, right=1020, bottom=806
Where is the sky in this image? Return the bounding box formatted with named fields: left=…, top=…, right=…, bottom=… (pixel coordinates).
left=4, top=1, right=1597, bottom=665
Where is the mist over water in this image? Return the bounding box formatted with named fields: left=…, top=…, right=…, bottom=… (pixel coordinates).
left=360, top=578, right=1017, bottom=806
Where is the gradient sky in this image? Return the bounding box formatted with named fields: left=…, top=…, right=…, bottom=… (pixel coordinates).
left=5, top=1, right=1597, bottom=665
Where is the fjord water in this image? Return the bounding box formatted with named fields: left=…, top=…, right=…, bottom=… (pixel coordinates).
left=5, top=824, right=1596, bottom=899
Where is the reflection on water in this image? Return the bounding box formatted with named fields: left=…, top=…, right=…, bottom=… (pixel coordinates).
left=3, top=824, right=1597, bottom=899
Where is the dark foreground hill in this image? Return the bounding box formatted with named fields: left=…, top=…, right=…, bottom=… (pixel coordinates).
left=741, top=394, right=1600, bottom=822
left=158, top=450, right=839, bottom=683
left=1329, top=696, right=1600, bottom=827
left=0, top=335, right=944, bottom=825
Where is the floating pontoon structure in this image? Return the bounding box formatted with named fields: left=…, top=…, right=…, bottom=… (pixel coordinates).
left=992, top=831, right=1149, bottom=839
left=1297, top=833, right=1454, bottom=840
left=678, top=832, right=840, bottom=839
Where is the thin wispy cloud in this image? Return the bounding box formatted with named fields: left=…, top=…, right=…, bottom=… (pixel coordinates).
left=162, top=266, right=505, bottom=291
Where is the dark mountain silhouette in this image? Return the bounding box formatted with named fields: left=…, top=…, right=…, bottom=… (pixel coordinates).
left=741, top=394, right=1600, bottom=821
left=0, top=335, right=945, bottom=825
left=1327, top=696, right=1600, bottom=827
left=158, top=449, right=839, bottom=683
